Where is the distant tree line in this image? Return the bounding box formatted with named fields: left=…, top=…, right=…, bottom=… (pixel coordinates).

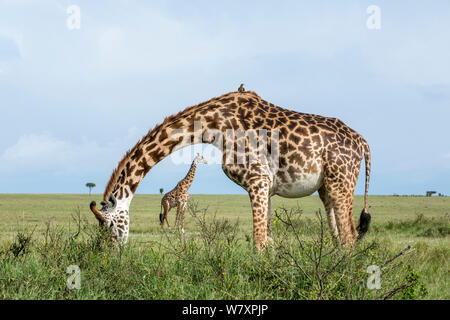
left=392, top=191, right=446, bottom=197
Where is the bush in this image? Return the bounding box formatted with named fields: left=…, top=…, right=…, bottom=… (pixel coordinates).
left=373, top=213, right=449, bottom=238
left=0, top=204, right=430, bottom=300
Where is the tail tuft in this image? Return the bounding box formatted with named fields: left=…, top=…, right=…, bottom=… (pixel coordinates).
left=358, top=136, right=371, bottom=240
left=357, top=209, right=371, bottom=240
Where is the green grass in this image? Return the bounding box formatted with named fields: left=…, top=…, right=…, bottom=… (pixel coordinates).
left=0, top=194, right=448, bottom=299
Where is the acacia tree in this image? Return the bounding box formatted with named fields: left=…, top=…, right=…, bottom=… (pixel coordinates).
left=86, top=182, right=96, bottom=195
left=159, top=188, right=164, bottom=195
left=426, top=191, right=436, bottom=197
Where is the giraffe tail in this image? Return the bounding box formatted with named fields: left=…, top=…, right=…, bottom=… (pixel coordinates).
left=357, top=137, right=371, bottom=240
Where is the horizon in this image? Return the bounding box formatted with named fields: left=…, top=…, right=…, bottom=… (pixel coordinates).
left=0, top=192, right=445, bottom=197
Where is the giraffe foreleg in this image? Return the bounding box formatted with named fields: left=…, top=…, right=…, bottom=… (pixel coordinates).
left=175, top=203, right=182, bottom=229
left=267, top=197, right=274, bottom=243
left=247, top=177, right=271, bottom=252
left=181, top=201, right=187, bottom=234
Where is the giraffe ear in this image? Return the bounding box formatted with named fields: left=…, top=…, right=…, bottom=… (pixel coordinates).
left=108, top=193, right=117, bottom=210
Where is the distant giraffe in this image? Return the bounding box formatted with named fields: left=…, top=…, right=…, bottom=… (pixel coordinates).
left=90, top=88, right=371, bottom=250
left=159, top=154, right=207, bottom=233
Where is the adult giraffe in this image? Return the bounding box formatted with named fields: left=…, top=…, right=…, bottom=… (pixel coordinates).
left=90, top=88, right=371, bottom=250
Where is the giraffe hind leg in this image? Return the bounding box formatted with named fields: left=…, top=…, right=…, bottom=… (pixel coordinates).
left=162, top=201, right=171, bottom=228
left=321, top=167, right=358, bottom=245
left=159, top=203, right=165, bottom=225
left=318, top=185, right=339, bottom=243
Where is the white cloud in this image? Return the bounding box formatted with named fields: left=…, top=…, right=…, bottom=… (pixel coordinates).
left=0, top=128, right=142, bottom=174
left=0, top=2, right=369, bottom=89
left=0, top=133, right=102, bottom=173
left=1, top=1, right=448, bottom=101
left=2, top=133, right=70, bottom=162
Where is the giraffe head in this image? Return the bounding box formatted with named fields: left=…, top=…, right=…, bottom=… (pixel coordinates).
left=194, top=154, right=208, bottom=165
left=89, top=193, right=130, bottom=243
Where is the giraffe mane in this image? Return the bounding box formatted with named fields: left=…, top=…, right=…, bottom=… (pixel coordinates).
left=102, top=90, right=261, bottom=200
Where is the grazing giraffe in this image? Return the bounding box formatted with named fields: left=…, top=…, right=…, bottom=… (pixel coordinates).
left=159, top=154, right=208, bottom=233
left=90, top=88, right=371, bottom=250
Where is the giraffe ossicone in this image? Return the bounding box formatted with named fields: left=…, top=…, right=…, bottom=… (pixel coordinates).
left=90, top=89, right=371, bottom=251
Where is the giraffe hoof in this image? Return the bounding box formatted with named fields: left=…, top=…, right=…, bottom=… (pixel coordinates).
left=181, top=228, right=185, bottom=234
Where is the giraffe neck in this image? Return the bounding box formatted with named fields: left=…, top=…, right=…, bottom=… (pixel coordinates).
left=179, top=161, right=197, bottom=189
left=103, top=91, right=253, bottom=206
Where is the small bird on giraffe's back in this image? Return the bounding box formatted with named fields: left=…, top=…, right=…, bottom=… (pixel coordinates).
left=238, top=83, right=245, bottom=93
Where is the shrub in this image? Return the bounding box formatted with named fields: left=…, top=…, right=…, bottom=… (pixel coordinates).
left=0, top=204, right=431, bottom=300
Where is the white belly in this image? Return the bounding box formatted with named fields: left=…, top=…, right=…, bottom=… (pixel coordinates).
left=274, top=171, right=324, bottom=198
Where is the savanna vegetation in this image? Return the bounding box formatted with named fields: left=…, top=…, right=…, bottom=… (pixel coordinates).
left=0, top=194, right=448, bottom=299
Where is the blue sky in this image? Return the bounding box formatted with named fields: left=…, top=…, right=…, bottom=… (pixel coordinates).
left=0, top=0, right=449, bottom=195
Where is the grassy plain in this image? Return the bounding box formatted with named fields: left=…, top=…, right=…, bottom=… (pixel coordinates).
left=0, top=194, right=448, bottom=299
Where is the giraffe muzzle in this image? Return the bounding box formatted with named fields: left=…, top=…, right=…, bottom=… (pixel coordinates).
left=90, top=201, right=106, bottom=225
